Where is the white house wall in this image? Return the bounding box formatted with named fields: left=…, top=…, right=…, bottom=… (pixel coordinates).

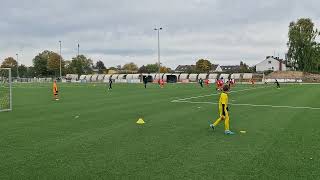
left=256, top=57, right=286, bottom=72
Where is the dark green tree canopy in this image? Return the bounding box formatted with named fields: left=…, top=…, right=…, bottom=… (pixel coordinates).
left=287, top=18, right=320, bottom=72
left=196, top=59, right=212, bottom=73
left=95, top=61, right=106, bottom=74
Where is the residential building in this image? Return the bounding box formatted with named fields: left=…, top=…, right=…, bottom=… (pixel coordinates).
left=256, top=56, right=287, bottom=72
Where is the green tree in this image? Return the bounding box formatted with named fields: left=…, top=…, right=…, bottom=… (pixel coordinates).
left=287, top=18, right=320, bottom=72
left=68, top=55, right=93, bottom=76
left=32, top=50, right=65, bottom=77
left=1, top=57, right=18, bottom=77
left=96, top=61, right=106, bottom=73
left=33, top=53, right=48, bottom=77
left=239, top=61, right=250, bottom=73
left=138, top=65, right=148, bottom=73
left=122, top=62, right=138, bottom=72
left=18, top=65, right=28, bottom=78
left=196, top=59, right=212, bottom=73
left=160, top=66, right=172, bottom=73
left=145, top=64, right=159, bottom=73
left=27, top=66, right=37, bottom=78
left=47, top=52, right=64, bottom=77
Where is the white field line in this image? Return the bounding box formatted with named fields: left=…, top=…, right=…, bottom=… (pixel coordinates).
left=171, top=100, right=320, bottom=110
left=174, top=86, right=267, bottom=101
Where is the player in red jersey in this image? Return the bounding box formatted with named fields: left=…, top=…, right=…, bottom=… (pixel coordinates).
left=250, top=78, right=255, bottom=87
left=205, top=79, right=210, bottom=87
left=159, top=79, right=164, bottom=88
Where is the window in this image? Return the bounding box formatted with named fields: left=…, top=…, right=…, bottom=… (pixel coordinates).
left=272, top=67, right=274, bottom=70
left=268, top=61, right=272, bottom=64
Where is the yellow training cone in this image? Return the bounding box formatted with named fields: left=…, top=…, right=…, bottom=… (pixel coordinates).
left=136, top=118, right=145, bottom=125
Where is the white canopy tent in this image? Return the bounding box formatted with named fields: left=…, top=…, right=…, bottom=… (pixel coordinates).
left=208, top=74, right=218, bottom=79
left=219, top=74, right=230, bottom=80
left=132, top=74, right=141, bottom=79
left=97, top=74, right=106, bottom=81
left=103, top=74, right=113, bottom=82
left=126, top=74, right=141, bottom=80
left=148, top=74, right=157, bottom=81
left=125, top=74, right=133, bottom=80
left=188, top=74, right=198, bottom=82
left=91, top=74, right=99, bottom=82
left=231, top=73, right=241, bottom=80
left=243, top=73, right=253, bottom=79
left=66, top=74, right=78, bottom=80
left=162, top=73, right=170, bottom=81
left=198, top=73, right=208, bottom=80
left=154, top=73, right=164, bottom=80
left=117, top=74, right=127, bottom=79
left=179, top=74, right=189, bottom=81
left=79, top=75, right=86, bottom=80
left=85, top=75, right=93, bottom=81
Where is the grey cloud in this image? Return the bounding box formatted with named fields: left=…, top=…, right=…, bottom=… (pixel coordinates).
left=1, top=0, right=320, bottom=68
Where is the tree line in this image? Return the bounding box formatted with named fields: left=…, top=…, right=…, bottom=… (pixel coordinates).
left=0, top=50, right=173, bottom=78
left=0, top=51, right=253, bottom=78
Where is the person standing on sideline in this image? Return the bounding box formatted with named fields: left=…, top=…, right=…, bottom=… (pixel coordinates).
left=143, top=76, right=148, bottom=89
left=53, top=80, right=59, bottom=101
left=108, top=78, right=113, bottom=90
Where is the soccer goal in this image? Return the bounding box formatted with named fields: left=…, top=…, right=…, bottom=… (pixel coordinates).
left=0, top=68, right=12, bottom=112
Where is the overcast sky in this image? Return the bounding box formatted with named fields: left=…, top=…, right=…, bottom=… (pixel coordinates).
left=1, top=0, right=320, bottom=68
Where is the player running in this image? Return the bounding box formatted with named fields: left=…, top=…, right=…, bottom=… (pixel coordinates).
left=275, top=79, right=280, bottom=89
left=205, top=79, right=210, bottom=87
left=216, top=78, right=224, bottom=91
left=199, top=78, right=204, bottom=88
left=210, top=85, right=235, bottom=135
left=53, top=80, right=59, bottom=101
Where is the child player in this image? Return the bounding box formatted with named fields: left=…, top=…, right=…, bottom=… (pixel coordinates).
left=143, top=76, right=148, bottom=89
left=210, top=85, right=235, bottom=135
left=275, top=79, right=280, bottom=89
left=53, top=80, right=59, bottom=101
left=199, top=78, right=204, bottom=88
left=218, top=78, right=224, bottom=91
left=108, top=78, right=113, bottom=90
left=159, top=79, right=164, bottom=88
left=205, top=79, right=210, bottom=87
left=250, top=78, right=255, bottom=87
left=215, top=78, right=219, bottom=91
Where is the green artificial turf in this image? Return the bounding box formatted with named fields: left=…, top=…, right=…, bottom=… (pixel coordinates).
left=0, top=83, right=320, bottom=179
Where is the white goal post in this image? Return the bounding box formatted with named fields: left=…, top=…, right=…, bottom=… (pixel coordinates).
left=0, top=68, right=12, bottom=112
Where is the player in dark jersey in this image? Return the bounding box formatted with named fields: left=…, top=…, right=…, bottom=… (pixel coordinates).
left=143, top=76, right=148, bottom=89
left=275, top=79, right=280, bottom=89
left=108, top=78, right=113, bottom=90
left=199, top=78, right=204, bottom=88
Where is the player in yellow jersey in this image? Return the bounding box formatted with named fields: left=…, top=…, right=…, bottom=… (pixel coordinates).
left=210, top=85, right=235, bottom=135
left=53, top=80, right=59, bottom=101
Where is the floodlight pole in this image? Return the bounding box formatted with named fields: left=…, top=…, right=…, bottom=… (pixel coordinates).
left=59, top=41, right=62, bottom=80
left=16, top=53, right=19, bottom=78
left=154, top=27, right=162, bottom=82
left=77, top=43, right=80, bottom=57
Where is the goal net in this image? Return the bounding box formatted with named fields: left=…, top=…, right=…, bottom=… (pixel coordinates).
left=0, top=68, right=12, bottom=112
